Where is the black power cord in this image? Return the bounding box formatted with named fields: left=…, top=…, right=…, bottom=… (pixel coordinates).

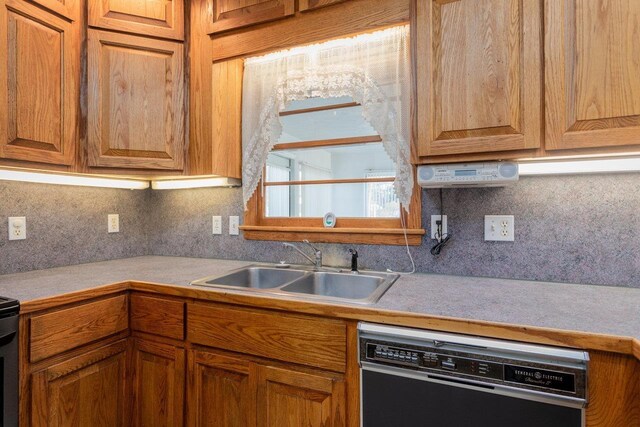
left=430, top=188, right=451, bottom=256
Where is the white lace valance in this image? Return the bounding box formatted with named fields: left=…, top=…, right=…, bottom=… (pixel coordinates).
left=242, top=25, right=413, bottom=212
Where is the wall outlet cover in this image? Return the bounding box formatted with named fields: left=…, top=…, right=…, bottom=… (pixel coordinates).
left=108, top=214, right=120, bottom=233
left=430, top=215, right=448, bottom=240
left=8, top=217, right=26, bottom=241
left=229, top=216, right=240, bottom=236
left=484, top=215, right=515, bottom=242
left=212, top=216, right=222, bottom=235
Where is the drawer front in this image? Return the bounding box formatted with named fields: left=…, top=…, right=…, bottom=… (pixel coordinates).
left=131, top=294, right=185, bottom=340
left=187, top=303, right=347, bottom=372
left=30, top=295, right=129, bottom=362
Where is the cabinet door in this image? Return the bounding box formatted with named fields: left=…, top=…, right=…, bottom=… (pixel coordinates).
left=187, top=349, right=256, bottom=426
left=87, top=30, right=184, bottom=170
left=545, top=0, right=640, bottom=151
left=256, top=365, right=346, bottom=427
left=89, top=0, right=184, bottom=40
left=131, top=339, right=185, bottom=427
left=415, top=0, right=542, bottom=158
left=0, top=0, right=79, bottom=166
left=31, top=340, right=128, bottom=427
left=208, top=0, right=295, bottom=34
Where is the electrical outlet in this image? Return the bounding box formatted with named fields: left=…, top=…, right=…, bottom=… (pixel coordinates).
left=430, top=215, right=448, bottom=240
left=212, top=216, right=222, bottom=235
left=8, top=217, right=26, bottom=241
left=484, top=215, right=514, bottom=242
left=229, top=216, right=239, bottom=236
left=108, top=214, right=120, bottom=233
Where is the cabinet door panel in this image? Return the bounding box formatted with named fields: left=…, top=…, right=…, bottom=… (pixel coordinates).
left=31, top=340, right=128, bottom=427
left=188, top=349, right=256, bottom=426
left=257, top=365, right=345, bottom=427
left=89, top=0, right=184, bottom=40
left=416, top=0, right=542, bottom=157
left=28, top=0, right=79, bottom=21
left=0, top=0, right=78, bottom=165
left=131, top=339, right=184, bottom=427
left=208, top=0, right=294, bottom=34
left=545, top=0, right=640, bottom=150
left=87, top=30, right=184, bottom=170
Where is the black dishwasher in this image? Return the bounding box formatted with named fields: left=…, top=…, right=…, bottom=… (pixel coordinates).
left=0, top=297, right=19, bottom=427
left=359, top=323, right=588, bottom=427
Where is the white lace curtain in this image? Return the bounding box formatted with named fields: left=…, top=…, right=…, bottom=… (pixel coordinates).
left=242, top=25, right=413, bottom=212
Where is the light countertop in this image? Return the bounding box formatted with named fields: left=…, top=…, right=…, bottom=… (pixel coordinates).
left=1, top=256, right=639, bottom=345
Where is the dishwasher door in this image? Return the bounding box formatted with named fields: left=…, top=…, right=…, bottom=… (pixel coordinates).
left=361, top=367, right=583, bottom=427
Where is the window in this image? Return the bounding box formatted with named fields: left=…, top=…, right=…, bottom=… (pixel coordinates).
left=240, top=26, right=424, bottom=245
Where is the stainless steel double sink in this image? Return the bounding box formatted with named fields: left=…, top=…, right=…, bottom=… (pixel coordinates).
left=191, top=265, right=399, bottom=305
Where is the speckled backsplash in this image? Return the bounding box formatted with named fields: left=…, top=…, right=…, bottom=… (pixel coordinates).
left=2, top=174, right=639, bottom=287
left=0, top=181, right=149, bottom=274
left=146, top=173, right=640, bottom=288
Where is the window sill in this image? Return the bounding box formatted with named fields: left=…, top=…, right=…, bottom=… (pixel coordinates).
left=239, top=225, right=425, bottom=246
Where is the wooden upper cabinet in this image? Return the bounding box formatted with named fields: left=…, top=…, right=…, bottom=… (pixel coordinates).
left=545, top=0, right=640, bottom=151
left=415, top=0, right=542, bottom=158
left=87, top=30, right=185, bottom=170
left=208, top=0, right=295, bottom=34
left=88, top=0, right=184, bottom=40
left=256, top=365, right=346, bottom=427
left=299, top=0, right=347, bottom=12
left=0, top=0, right=79, bottom=166
left=189, top=58, right=243, bottom=178
left=31, top=340, right=129, bottom=427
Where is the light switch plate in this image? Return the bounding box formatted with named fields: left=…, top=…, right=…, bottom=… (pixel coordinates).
left=212, top=216, right=222, bottom=235
left=484, top=215, right=514, bottom=241
left=229, top=216, right=239, bottom=236
left=8, top=217, right=26, bottom=240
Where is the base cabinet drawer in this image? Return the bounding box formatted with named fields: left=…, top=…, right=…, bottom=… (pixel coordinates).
left=29, top=295, right=128, bottom=362
left=130, top=294, right=184, bottom=340
left=187, top=303, right=347, bottom=372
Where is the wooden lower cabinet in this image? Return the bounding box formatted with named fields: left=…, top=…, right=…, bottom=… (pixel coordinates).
left=257, top=365, right=346, bottom=427
left=130, top=339, right=185, bottom=427
left=31, top=340, right=129, bottom=427
left=188, top=349, right=256, bottom=426
left=187, top=348, right=346, bottom=427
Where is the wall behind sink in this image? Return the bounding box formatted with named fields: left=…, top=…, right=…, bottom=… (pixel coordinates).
left=2, top=173, right=638, bottom=287
left=147, top=173, right=640, bottom=288
left=0, top=181, right=149, bottom=275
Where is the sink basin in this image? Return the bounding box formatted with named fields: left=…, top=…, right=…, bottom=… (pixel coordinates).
left=191, top=265, right=398, bottom=305
left=280, top=272, right=387, bottom=301
left=191, top=266, right=306, bottom=289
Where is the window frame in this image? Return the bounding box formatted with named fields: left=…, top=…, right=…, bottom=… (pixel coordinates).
left=241, top=102, right=424, bottom=246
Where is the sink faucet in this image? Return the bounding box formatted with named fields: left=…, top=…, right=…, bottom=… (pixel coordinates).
left=282, top=240, right=323, bottom=270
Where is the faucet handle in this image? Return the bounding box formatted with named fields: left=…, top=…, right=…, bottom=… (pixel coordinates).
left=348, top=248, right=359, bottom=272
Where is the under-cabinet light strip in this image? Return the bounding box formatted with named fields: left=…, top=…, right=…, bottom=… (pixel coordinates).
left=151, top=177, right=241, bottom=190
left=519, top=156, right=640, bottom=175
left=0, top=169, right=149, bottom=190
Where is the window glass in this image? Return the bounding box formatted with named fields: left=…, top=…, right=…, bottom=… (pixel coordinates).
left=264, top=96, right=400, bottom=219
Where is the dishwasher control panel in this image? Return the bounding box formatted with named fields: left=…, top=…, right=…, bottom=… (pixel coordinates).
left=367, top=343, right=503, bottom=381
left=361, top=337, right=586, bottom=400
